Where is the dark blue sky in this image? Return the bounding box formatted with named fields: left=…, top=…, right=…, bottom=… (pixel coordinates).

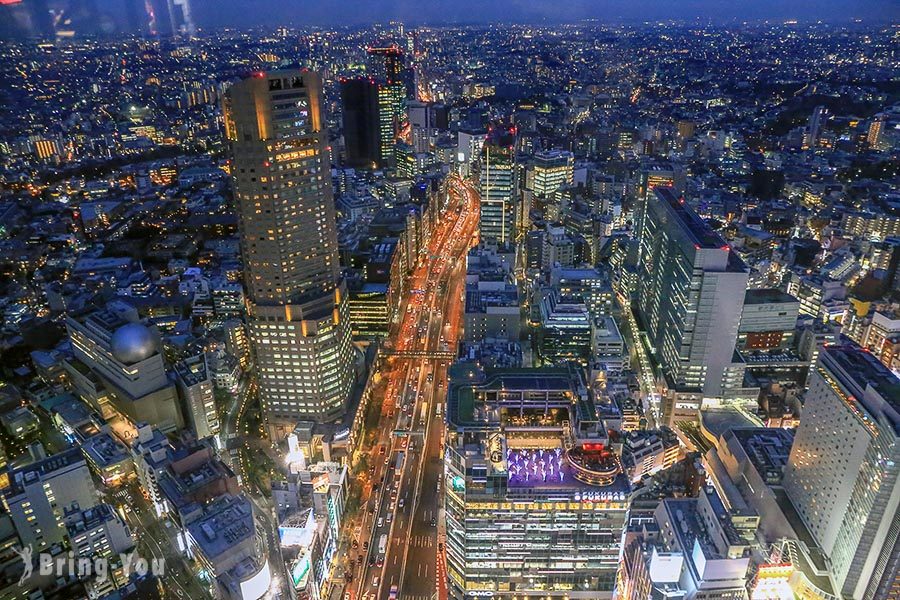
left=187, top=0, right=898, bottom=27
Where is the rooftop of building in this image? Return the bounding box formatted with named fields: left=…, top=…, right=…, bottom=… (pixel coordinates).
left=187, top=494, right=255, bottom=559
left=464, top=285, right=519, bottom=313
left=82, top=432, right=131, bottom=467
left=158, top=457, right=233, bottom=510
left=655, top=187, right=726, bottom=250
left=447, top=362, right=592, bottom=429
left=662, top=491, right=747, bottom=565
left=699, top=408, right=759, bottom=443
left=3, top=448, right=86, bottom=498
left=724, top=427, right=794, bottom=479
left=48, top=398, right=94, bottom=427
left=743, top=288, right=799, bottom=305
left=173, top=354, right=209, bottom=387
left=624, top=428, right=679, bottom=452
left=452, top=438, right=631, bottom=496
left=457, top=340, right=523, bottom=369
left=533, top=149, right=574, bottom=163
left=821, top=343, right=900, bottom=430
left=64, top=502, right=121, bottom=533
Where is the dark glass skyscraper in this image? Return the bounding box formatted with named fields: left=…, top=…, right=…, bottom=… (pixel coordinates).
left=340, top=78, right=380, bottom=169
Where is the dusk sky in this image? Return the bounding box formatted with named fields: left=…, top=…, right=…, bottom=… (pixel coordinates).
left=185, top=0, right=899, bottom=27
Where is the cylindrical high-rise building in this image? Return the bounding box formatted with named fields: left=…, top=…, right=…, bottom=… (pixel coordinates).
left=225, top=69, right=355, bottom=437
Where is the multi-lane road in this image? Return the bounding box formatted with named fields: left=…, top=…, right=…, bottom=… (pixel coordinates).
left=346, top=175, right=479, bottom=600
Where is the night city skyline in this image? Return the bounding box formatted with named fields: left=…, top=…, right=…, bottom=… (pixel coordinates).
left=0, top=4, right=898, bottom=600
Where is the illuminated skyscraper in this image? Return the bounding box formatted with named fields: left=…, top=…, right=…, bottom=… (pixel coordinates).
left=366, top=45, right=409, bottom=165
left=527, top=150, right=574, bottom=198
left=225, top=70, right=355, bottom=436
left=377, top=82, right=406, bottom=166
left=478, top=126, right=517, bottom=245
left=783, top=344, right=900, bottom=600
left=368, top=46, right=403, bottom=84
left=867, top=114, right=886, bottom=149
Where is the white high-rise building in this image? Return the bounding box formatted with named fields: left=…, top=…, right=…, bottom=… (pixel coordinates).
left=635, top=188, right=749, bottom=399
left=783, top=343, right=900, bottom=599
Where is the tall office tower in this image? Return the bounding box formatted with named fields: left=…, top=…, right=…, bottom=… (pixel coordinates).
left=367, top=45, right=410, bottom=165
left=340, top=78, right=380, bottom=168
left=408, top=100, right=434, bottom=153
left=367, top=44, right=406, bottom=87
left=225, top=70, right=355, bottom=436
left=804, top=105, right=828, bottom=149
left=635, top=188, right=748, bottom=405
left=377, top=83, right=407, bottom=166
left=783, top=344, right=900, bottom=600
left=527, top=150, right=574, bottom=199
left=632, top=166, right=675, bottom=236
left=2, top=448, right=98, bottom=550
left=478, top=127, right=517, bottom=245
left=444, top=363, right=629, bottom=598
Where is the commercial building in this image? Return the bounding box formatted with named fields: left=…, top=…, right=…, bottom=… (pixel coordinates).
left=347, top=282, right=391, bottom=338
left=634, top=188, right=749, bottom=420
left=174, top=353, right=220, bottom=440
left=787, top=274, right=846, bottom=320
left=186, top=494, right=271, bottom=600
left=157, top=439, right=240, bottom=525
left=130, top=423, right=171, bottom=516
left=860, top=310, right=900, bottom=371
left=527, top=150, right=574, bottom=198
left=783, top=344, right=900, bottom=600
left=444, top=363, right=630, bottom=598
left=368, top=46, right=408, bottom=166
left=66, top=307, right=183, bottom=432
left=538, top=291, right=593, bottom=366
left=463, top=281, right=520, bottom=343
left=549, top=267, right=616, bottom=318
left=225, top=69, right=355, bottom=436
left=2, top=448, right=98, bottom=550
left=621, top=428, right=681, bottom=484
left=64, top=502, right=135, bottom=597
left=650, top=487, right=754, bottom=598
left=701, top=426, right=843, bottom=600
left=738, top=289, right=800, bottom=351
left=592, top=316, right=626, bottom=374
left=81, top=431, right=135, bottom=487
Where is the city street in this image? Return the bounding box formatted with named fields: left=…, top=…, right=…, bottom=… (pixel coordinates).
left=346, top=175, right=479, bottom=600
